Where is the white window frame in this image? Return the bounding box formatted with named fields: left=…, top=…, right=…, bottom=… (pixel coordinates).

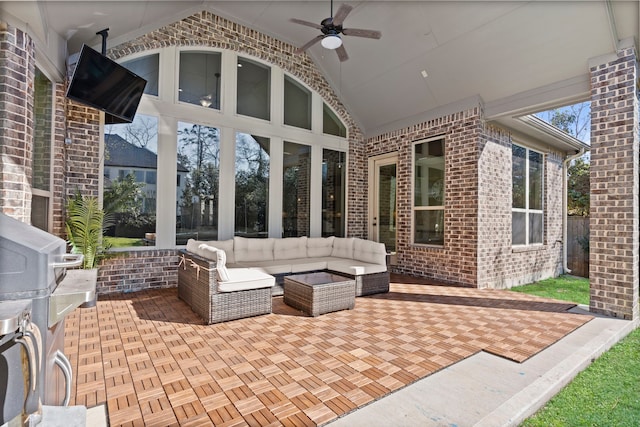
left=512, top=143, right=544, bottom=247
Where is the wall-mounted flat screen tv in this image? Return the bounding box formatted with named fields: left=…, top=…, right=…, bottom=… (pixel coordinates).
left=66, top=44, right=147, bottom=124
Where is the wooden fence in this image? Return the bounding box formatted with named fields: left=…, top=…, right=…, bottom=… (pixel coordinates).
left=566, top=216, right=589, bottom=277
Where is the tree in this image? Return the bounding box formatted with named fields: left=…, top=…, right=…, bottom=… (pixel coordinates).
left=537, top=102, right=590, bottom=216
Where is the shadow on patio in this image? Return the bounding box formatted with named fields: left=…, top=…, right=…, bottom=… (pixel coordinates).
left=64, top=274, right=592, bottom=426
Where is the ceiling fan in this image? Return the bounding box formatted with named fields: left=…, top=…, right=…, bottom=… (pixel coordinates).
left=291, top=0, right=382, bottom=62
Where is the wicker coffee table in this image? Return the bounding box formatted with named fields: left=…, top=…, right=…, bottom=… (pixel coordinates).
left=283, top=272, right=356, bottom=317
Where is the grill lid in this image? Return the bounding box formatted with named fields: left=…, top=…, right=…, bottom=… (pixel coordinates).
left=0, top=213, right=67, bottom=298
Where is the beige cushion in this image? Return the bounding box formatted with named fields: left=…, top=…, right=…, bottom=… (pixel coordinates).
left=331, top=237, right=354, bottom=259
left=288, top=258, right=329, bottom=273
left=306, top=236, right=335, bottom=257
left=274, top=237, right=308, bottom=260
left=327, top=259, right=388, bottom=276
left=240, top=261, right=292, bottom=275
left=353, top=238, right=387, bottom=266
left=215, top=249, right=230, bottom=282
left=234, top=237, right=275, bottom=262
left=217, top=268, right=275, bottom=292
left=186, top=238, right=235, bottom=264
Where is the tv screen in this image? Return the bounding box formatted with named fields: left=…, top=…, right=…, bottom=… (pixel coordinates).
left=66, top=44, right=147, bottom=124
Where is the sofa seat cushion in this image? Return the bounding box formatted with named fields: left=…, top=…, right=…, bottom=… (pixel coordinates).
left=274, top=237, right=308, bottom=260
left=287, top=258, right=329, bottom=273
left=238, top=260, right=292, bottom=275
left=217, top=268, right=275, bottom=292
left=326, top=259, right=388, bottom=276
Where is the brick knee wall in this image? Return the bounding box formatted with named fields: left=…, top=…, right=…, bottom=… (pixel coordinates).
left=97, top=249, right=180, bottom=294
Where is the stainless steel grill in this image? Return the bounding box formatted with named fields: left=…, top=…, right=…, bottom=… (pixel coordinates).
left=0, top=213, right=97, bottom=424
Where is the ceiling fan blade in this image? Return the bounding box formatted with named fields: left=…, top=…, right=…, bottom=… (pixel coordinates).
left=332, top=4, right=353, bottom=26
left=290, top=18, right=323, bottom=30
left=342, top=28, right=382, bottom=39
left=295, top=35, right=323, bottom=54
left=336, top=44, right=349, bottom=62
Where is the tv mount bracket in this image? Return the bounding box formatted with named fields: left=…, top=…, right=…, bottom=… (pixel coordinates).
left=96, top=28, right=109, bottom=55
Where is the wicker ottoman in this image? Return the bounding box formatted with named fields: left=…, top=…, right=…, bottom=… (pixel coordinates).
left=284, top=272, right=356, bottom=317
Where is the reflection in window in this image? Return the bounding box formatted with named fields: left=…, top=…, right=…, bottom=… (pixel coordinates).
left=283, top=141, right=311, bottom=237
left=121, top=54, right=159, bottom=96
left=237, top=57, right=270, bottom=120
left=177, top=122, right=220, bottom=244
left=323, top=103, right=346, bottom=137
left=322, top=149, right=345, bottom=237
left=512, top=144, right=544, bottom=245
left=179, top=52, right=221, bottom=109
left=284, top=75, right=311, bottom=129
left=413, top=138, right=445, bottom=245
left=103, top=114, right=159, bottom=246
left=235, top=133, right=270, bottom=238
left=31, top=67, right=53, bottom=230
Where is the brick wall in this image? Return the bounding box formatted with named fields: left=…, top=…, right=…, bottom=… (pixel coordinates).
left=97, top=249, right=179, bottom=294
left=589, top=46, right=639, bottom=320
left=0, top=22, right=35, bottom=222
left=367, top=108, right=483, bottom=286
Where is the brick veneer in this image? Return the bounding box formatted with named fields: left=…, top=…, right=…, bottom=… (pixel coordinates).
left=0, top=22, right=35, bottom=222
left=589, top=46, right=639, bottom=320
left=97, top=249, right=179, bottom=294
left=368, top=107, right=566, bottom=288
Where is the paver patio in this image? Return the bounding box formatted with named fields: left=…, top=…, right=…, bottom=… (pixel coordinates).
left=64, top=274, right=592, bottom=426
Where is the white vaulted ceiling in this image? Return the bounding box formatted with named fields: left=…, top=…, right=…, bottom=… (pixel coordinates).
left=2, top=1, right=638, bottom=137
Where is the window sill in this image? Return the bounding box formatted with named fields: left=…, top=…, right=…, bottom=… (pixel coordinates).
left=512, top=244, right=546, bottom=253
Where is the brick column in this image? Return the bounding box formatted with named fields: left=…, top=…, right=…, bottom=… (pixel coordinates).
left=0, top=22, right=35, bottom=222
left=589, top=46, right=639, bottom=320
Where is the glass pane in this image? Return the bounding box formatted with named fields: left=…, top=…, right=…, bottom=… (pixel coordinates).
left=512, top=144, right=526, bottom=209
left=378, top=163, right=397, bottom=252
left=529, top=150, right=543, bottom=210
left=284, top=75, right=311, bottom=129
left=31, top=195, right=48, bottom=231
left=121, top=54, right=159, bottom=96
left=177, top=122, right=220, bottom=243
left=237, top=57, right=270, bottom=120
left=529, top=212, right=543, bottom=244
left=103, top=114, right=159, bottom=247
left=322, top=149, right=346, bottom=237
left=414, top=139, right=444, bottom=207
left=323, top=103, right=346, bottom=137
left=33, top=68, right=52, bottom=191
left=512, top=211, right=526, bottom=245
left=179, top=52, right=221, bottom=109
left=414, top=210, right=444, bottom=245
left=235, top=133, right=270, bottom=238
left=283, top=141, right=310, bottom=237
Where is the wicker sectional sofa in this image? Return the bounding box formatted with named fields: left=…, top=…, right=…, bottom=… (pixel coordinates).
left=178, top=236, right=389, bottom=323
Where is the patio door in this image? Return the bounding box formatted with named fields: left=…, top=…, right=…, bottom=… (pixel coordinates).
left=369, top=154, right=397, bottom=253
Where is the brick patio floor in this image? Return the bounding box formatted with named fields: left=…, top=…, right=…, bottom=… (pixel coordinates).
left=64, top=274, right=592, bottom=426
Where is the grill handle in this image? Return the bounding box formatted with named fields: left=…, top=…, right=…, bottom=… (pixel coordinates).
left=52, top=254, right=84, bottom=269
left=54, top=351, right=73, bottom=406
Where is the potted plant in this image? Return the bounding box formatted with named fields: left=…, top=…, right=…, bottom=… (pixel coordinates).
left=65, top=191, right=113, bottom=269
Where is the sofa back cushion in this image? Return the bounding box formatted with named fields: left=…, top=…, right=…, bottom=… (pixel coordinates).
left=307, top=236, right=335, bottom=257
left=234, top=236, right=275, bottom=262
left=353, top=238, right=387, bottom=266
left=274, top=237, right=307, bottom=260
left=215, top=250, right=230, bottom=282
left=331, top=237, right=354, bottom=259
left=186, top=238, right=235, bottom=264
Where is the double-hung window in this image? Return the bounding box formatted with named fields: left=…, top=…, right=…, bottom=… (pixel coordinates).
left=413, top=138, right=445, bottom=245
left=512, top=143, right=544, bottom=245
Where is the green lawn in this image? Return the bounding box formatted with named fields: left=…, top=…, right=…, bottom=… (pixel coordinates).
left=513, top=275, right=640, bottom=426
left=105, top=236, right=145, bottom=248
left=510, top=275, right=589, bottom=305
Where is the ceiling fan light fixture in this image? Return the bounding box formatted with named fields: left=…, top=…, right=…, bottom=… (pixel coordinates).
left=321, top=34, right=342, bottom=50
